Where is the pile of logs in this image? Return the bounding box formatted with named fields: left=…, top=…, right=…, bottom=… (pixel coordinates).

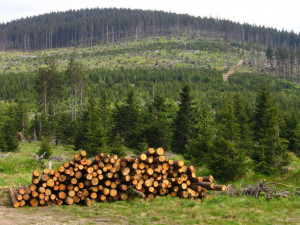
left=10, top=148, right=226, bottom=207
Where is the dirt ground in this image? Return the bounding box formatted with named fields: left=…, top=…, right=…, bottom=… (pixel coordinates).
left=0, top=190, right=119, bottom=225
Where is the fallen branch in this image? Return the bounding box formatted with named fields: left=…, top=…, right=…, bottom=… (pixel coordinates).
left=128, top=186, right=146, bottom=199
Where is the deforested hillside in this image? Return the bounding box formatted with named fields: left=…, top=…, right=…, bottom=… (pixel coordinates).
left=0, top=8, right=299, bottom=51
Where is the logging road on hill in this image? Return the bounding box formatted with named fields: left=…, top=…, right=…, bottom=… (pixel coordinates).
left=223, top=57, right=244, bottom=82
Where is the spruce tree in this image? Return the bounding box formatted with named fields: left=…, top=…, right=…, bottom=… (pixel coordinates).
left=38, top=139, right=52, bottom=159
left=253, top=84, right=289, bottom=173
left=111, top=89, right=141, bottom=149
left=185, top=100, right=214, bottom=165
left=172, top=84, right=195, bottom=154
left=146, top=92, right=173, bottom=150
left=208, top=94, right=246, bottom=180
left=3, top=117, right=19, bottom=152
left=74, top=96, right=106, bottom=156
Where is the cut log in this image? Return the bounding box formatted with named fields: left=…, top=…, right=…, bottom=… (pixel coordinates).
left=9, top=188, right=19, bottom=208
left=29, top=198, right=39, bottom=207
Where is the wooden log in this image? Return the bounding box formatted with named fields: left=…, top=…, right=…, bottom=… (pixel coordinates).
left=45, top=189, right=52, bottom=196
left=71, top=178, right=77, bottom=185
left=121, top=167, right=130, bottom=176
left=119, top=192, right=128, bottom=200
left=38, top=193, right=45, bottom=200
left=189, top=177, right=203, bottom=183
left=58, top=166, right=65, bottom=173
left=29, top=198, right=39, bottom=207
left=85, top=198, right=93, bottom=206
left=9, top=188, right=19, bottom=208
left=58, top=191, right=66, bottom=200
left=129, top=187, right=145, bottom=198
left=153, top=156, right=166, bottom=164
left=81, top=150, right=87, bottom=157
left=103, top=188, right=110, bottom=195
left=32, top=169, right=40, bottom=178
left=56, top=199, right=63, bottom=205
left=143, top=148, right=155, bottom=156
left=173, top=160, right=184, bottom=168
left=212, top=185, right=226, bottom=191
left=99, top=195, right=107, bottom=202
left=137, top=153, right=147, bottom=161
left=73, top=196, right=81, bottom=204
left=58, top=174, right=66, bottom=182
left=67, top=184, right=74, bottom=191
left=65, top=197, right=74, bottom=205
left=46, top=179, right=55, bottom=187
left=68, top=190, right=76, bottom=197
left=202, top=175, right=214, bottom=183
left=110, top=189, right=118, bottom=197
left=154, top=147, right=164, bottom=156
left=32, top=178, right=39, bottom=185
left=194, top=182, right=214, bottom=189
left=19, top=200, right=26, bottom=207
left=90, top=192, right=97, bottom=199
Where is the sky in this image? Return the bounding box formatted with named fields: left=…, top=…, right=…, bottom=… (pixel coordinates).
left=0, top=0, right=299, bottom=33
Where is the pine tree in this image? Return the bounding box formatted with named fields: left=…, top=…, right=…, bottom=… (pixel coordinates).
left=172, top=84, right=195, bottom=154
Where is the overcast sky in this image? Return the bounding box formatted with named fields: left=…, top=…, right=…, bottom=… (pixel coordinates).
left=0, top=0, right=299, bottom=33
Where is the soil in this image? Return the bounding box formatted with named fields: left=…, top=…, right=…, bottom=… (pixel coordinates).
left=223, top=58, right=244, bottom=82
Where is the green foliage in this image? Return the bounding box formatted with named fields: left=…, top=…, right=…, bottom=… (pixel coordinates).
left=74, top=95, right=106, bottom=156
left=185, top=100, right=214, bottom=165
left=110, top=89, right=142, bottom=149
left=207, top=94, right=247, bottom=180
left=108, top=133, right=126, bottom=157
left=38, top=139, right=52, bottom=159
left=172, top=84, right=196, bottom=154
left=252, top=84, right=289, bottom=173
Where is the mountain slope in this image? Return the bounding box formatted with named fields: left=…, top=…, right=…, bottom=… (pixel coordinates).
left=0, top=8, right=299, bottom=51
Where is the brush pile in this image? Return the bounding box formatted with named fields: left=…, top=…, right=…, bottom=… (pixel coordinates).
left=10, top=148, right=226, bottom=207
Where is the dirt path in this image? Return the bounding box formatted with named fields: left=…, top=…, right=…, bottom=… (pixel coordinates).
left=223, top=58, right=244, bottom=82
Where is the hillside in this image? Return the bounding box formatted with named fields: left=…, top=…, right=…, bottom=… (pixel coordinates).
left=0, top=8, right=299, bottom=51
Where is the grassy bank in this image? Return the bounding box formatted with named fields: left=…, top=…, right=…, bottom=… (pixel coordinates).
left=0, top=142, right=299, bottom=224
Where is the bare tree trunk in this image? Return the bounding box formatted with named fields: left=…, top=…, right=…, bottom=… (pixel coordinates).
left=74, top=86, right=77, bottom=119
left=80, top=82, right=83, bottom=116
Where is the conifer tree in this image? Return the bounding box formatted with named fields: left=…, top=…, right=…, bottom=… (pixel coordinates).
left=146, top=92, right=173, bottom=150
left=111, top=89, right=140, bottom=149
left=3, top=117, right=19, bottom=152
left=185, top=100, right=214, bottom=165
left=38, top=139, right=52, bottom=159
left=171, top=84, right=195, bottom=154
left=74, top=95, right=106, bottom=156
left=208, top=94, right=246, bottom=180
left=252, top=84, right=289, bottom=173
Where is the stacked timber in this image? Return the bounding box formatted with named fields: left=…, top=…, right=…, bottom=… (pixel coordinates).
left=10, top=148, right=226, bottom=207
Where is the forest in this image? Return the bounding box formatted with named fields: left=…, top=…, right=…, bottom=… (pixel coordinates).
left=0, top=55, right=299, bottom=181
left=0, top=8, right=299, bottom=51
left=0, top=8, right=300, bottom=224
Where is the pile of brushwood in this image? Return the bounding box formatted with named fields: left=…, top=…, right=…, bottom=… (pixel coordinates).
left=9, top=148, right=226, bottom=207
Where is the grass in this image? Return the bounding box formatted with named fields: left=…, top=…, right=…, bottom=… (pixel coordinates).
left=0, top=142, right=299, bottom=224
left=0, top=36, right=246, bottom=73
